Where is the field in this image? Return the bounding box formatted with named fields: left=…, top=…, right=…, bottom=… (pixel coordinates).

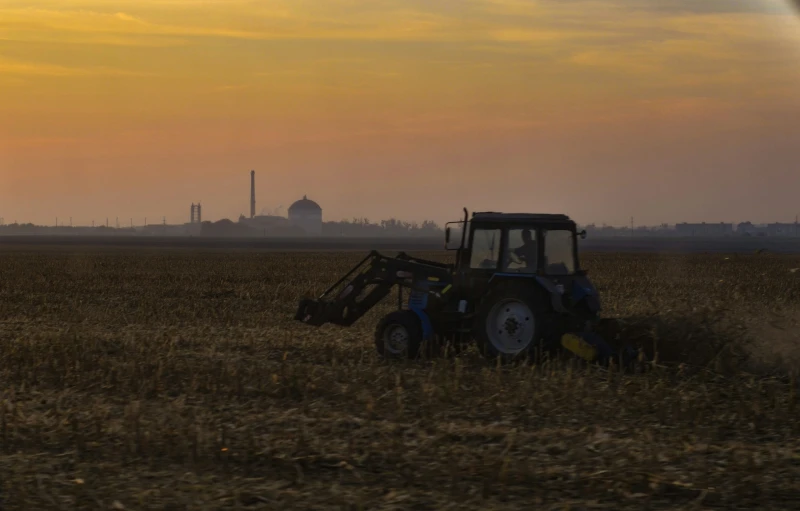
left=1, top=247, right=799, bottom=510
left=4, top=234, right=800, bottom=254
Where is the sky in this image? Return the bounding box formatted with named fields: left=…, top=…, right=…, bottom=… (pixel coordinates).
left=1, top=0, right=799, bottom=227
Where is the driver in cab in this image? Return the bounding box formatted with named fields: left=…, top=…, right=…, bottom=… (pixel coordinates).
left=511, top=228, right=538, bottom=271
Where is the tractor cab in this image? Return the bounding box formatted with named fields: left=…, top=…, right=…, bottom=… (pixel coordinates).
left=445, top=209, right=588, bottom=279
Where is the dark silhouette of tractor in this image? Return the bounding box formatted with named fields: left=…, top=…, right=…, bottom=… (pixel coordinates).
left=296, top=208, right=635, bottom=365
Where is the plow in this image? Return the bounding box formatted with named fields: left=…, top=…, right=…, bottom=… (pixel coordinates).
left=295, top=208, right=640, bottom=367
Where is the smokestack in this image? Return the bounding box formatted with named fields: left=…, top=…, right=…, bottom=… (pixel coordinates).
left=250, top=170, right=256, bottom=219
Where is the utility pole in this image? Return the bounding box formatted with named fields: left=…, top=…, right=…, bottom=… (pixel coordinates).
left=630, top=216, right=634, bottom=237
left=69, top=217, right=72, bottom=227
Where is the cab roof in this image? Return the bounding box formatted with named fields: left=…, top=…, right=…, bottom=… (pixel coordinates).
left=471, top=212, right=573, bottom=223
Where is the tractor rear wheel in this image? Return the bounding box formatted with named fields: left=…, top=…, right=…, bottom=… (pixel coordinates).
left=374, top=310, right=424, bottom=359
left=474, top=285, right=548, bottom=362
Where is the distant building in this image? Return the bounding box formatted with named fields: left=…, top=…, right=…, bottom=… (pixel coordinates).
left=737, top=222, right=756, bottom=236
left=675, top=222, right=733, bottom=237
left=288, top=195, right=322, bottom=235
left=766, top=223, right=799, bottom=237
left=239, top=214, right=289, bottom=229
left=236, top=213, right=304, bottom=236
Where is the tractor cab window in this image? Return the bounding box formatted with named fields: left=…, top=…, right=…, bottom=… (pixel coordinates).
left=470, top=228, right=501, bottom=269
left=543, top=229, right=576, bottom=275
left=504, top=227, right=538, bottom=273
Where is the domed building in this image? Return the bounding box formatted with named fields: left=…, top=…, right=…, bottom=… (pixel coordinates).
left=288, top=195, right=322, bottom=235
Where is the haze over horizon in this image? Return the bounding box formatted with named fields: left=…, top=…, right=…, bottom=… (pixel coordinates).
left=2, top=0, right=799, bottom=228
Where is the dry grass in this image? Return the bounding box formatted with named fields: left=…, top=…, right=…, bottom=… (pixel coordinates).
left=0, top=248, right=799, bottom=510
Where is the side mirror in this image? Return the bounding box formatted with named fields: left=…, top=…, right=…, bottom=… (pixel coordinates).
left=579, top=230, right=587, bottom=240
left=445, top=227, right=451, bottom=244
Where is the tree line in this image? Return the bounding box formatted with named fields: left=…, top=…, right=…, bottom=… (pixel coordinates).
left=322, top=218, right=442, bottom=237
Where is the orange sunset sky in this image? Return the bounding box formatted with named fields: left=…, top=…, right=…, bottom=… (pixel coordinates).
left=1, top=0, right=799, bottom=227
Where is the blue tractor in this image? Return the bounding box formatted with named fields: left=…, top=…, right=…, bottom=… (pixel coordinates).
left=295, top=208, right=634, bottom=365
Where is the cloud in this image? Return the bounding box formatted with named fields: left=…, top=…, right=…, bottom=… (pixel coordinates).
left=0, top=8, right=262, bottom=40
left=626, top=0, right=790, bottom=15
left=1, top=0, right=798, bottom=115
left=0, top=3, right=676, bottom=46
left=525, top=0, right=791, bottom=15
left=209, top=84, right=252, bottom=93
left=0, top=6, right=459, bottom=44
left=0, top=56, right=150, bottom=76
left=0, top=1, right=797, bottom=52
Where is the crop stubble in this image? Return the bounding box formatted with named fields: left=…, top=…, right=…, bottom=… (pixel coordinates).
left=0, top=247, right=799, bottom=510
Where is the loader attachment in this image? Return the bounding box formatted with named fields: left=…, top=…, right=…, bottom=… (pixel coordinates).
left=295, top=286, right=393, bottom=327
left=294, top=250, right=453, bottom=328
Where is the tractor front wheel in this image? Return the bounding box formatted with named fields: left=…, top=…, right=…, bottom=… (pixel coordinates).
left=474, top=286, right=548, bottom=362
left=374, top=310, right=424, bottom=359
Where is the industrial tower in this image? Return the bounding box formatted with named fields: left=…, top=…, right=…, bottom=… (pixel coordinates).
left=190, top=203, right=202, bottom=224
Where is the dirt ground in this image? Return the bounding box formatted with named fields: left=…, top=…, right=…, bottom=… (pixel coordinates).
left=0, top=248, right=799, bottom=510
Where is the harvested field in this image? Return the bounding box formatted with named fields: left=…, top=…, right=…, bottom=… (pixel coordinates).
left=0, top=247, right=799, bottom=510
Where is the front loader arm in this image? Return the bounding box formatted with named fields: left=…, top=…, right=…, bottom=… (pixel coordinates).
left=295, top=251, right=452, bottom=327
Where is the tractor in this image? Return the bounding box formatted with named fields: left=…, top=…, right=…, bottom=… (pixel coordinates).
left=295, top=208, right=635, bottom=365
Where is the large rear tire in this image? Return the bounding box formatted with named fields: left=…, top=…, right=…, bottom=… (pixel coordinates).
left=374, top=310, right=424, bottom=359
left=474, top=285, right=549, bottom=362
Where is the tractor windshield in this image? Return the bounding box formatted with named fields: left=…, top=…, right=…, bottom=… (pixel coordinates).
left=543, top=229, right=576, bottom=275
left=470, top=228, right=501, bottom=269
left=504, top=227, right=538, bottom=273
